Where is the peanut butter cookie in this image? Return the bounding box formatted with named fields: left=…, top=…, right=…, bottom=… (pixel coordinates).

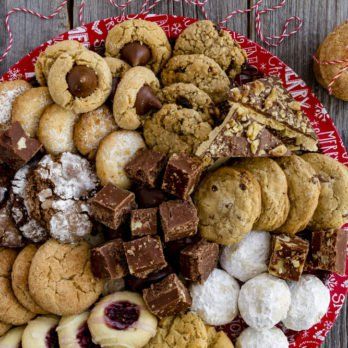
left=0, top=321, right=11, bottom=336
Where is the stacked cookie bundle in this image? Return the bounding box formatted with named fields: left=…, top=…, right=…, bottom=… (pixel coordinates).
left=0, top=17, right=347, bottom=348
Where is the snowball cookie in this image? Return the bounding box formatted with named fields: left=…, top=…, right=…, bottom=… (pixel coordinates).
left=47, top=50, right=112, bottom=114
left=35, top=40, right=87, bottom=86
left=190, top=268, right=240, bottom=326
left=0, top=80, right=32, bottom=131
left=105, top=19, right=171, bottom=73
left=283, top=274, right=330, bottom=331
left=11, top=86, right=53, bottom=137
left=96, top=130, right=146, bottom=189
left=0, top=326, right=25, bottom=348
left=73, top=105, right=118, bottom=159
left=236, top=327, right=288, bottom=348
left=238, top=273, right=291, bottom=330
left=113, top=67, right=161, bottom=130
left=22, top=315, right=59, bottom=348
left=88, top=291, right=157, bottom=348
left=0, top=321, right=11, bottom=336
left=38, top=104, right=78, bottom=155
left=220, top=231, right=271, bottom=282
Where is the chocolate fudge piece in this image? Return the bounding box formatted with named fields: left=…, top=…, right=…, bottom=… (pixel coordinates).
left=143, top=274, right=192, bottom=318
left=89, top=184, right=137, bottom=229
left=268, top=234, right=309, bottom=281
left=180, top=239, right=219, bottom=282
left=135, top=187, right=167, bottom=208
left=130, top=208, right=158, bottom=237
left=0, top=122, right=42, bottom=170
left=123, top=235, right=167, bottom=278
left=162, top=153, right=203, bottom=200
left=159, top=200, right=199, bottom=242
left=125, top=149, right=166, bottom=188
left=307, top=229, right=347, bottom=275
left=91, top=239, right=128, bottom=279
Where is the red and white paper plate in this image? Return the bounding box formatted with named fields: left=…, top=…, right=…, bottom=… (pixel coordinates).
left=1, top=14, right=347, bottom=348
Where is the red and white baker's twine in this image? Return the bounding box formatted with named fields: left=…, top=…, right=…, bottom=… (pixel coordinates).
left=0, top=0, right=303, bottom=64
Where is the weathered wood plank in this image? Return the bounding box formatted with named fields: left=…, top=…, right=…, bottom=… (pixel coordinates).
left=0, top=0, right=69, bottom=74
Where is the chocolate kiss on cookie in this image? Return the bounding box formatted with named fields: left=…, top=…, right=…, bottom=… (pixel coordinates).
left=135, top=85, right=162, bottom=115
left=67, top=65, right=98, bottom=98
left=121, top=41, right=152, bottom=67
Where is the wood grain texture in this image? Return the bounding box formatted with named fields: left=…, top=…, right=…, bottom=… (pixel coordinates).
left=0, top=1, right=347, bottom=347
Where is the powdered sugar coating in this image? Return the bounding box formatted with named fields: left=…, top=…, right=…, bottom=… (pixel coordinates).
left=282, top=274, right=330, bottom=331
left=220, top=231, right=271, bottom=282
left=190, top=268, right=240, bottom=325
left=236, top=327, right=289, bottom=348
left=238, top=273, right=291, bottom=330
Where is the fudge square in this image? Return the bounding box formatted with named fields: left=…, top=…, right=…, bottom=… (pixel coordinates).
left=125, top=148, right=167, bottom=188
left=268, top=234, right=309, bottom=281
left=130, top=208, right=158, bottom=237
left=180, top=239, right=219, bottom=282
left=88, top=183, right=136, bottom=229
left=162, top=153, right=203, bottom=200
left=159, top=200, right=199, bottom=242
left=143, top=273, right=192, bottom=318
left=91, top=239, right=128, bottom=279
left=123, top=235, right=167, bottom=278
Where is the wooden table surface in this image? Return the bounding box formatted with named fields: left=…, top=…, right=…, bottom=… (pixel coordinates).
left=0, top=1, right=347, bottom=347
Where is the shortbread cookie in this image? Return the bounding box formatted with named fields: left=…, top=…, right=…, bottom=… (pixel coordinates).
left=143, top=103, right=212, bottom=155
left=74, top=105, right=117, bottom=159
left=194, top=167, right=261, bottom=245
left=0, top=326, right=25, bottom=347
left=236, top=327, right=288, bottom=348
left=35, top=40, right=87, bottom=86
left=47, top=50, right=112, bottom=113
left=96, top=130, right=146, bottom=189
left=0, top=248, right=35, bottom=325
left=29, top=239, right=104, bottom=316
left=0, top=80, right=32, bottom=131
left=161, top=54, right=230, bottom=103
left=0, top=321, right=11, bottom=336
left=38, top=104, right=78, bottom=155
left=232, top=158, right=290, bottom=231
left=276, top=155, right=320, bottom=235
left=174, top=20, right=247, bottom=78
left=158, top=83, right=215, bottom=123
left=302, top=153, right=348, bottom=230
left=88, top=291, right=157, bottom=348
left=105, top=19, right=171, bottom=73
left=206, top=326, right=234, bottom=348
left=113, top=66, right=161, bottom=130
left=11, top=245, right=48, bottom=314
left=11, top=86, right=53, bottom=137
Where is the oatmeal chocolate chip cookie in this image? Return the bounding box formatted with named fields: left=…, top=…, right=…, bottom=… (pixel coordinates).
left=38, top=104, right=78, bottom=155
left=96, top=130, right=146, bottom=189
left=0, top=321, right=11, bottom=336
left=174, top=20, right=247, bottom=78
left=302, top=153, right=348, bottom=230
left=105, top=19, right=171, bottom=73
left=0, top=80, right=32, bottom=131
left=145, top=312, right=208, bottom=348
left=47, top=50, right=112, bottom=114
left=29, top=240, right=103, bottom=316
left=11, top=87, right=53, bottom=137
left=275, top=155, right=320, bottom=235
left=194, top=167, right=261, bottom=245
left=74, top=105, right=118, bottom=159
left=11, top=245, right=48, bottom=314
left=35, top=40, right=87, bottom=86
left=206, top=326, right=234, bottom=348
left=26, top=153, right=98, bottom=244
left=0, top=326, right=25, bottom=347
left=0, top=248, right=35, bottom=325
left=143, top=104, right=212, bottom=155
left=113, top=66, right=162, bottom=130
left=232, top=158, right=290, bottom=231
left=158, top=83, right=215, bottom=123
left=161, top=54, right=230, bottom=103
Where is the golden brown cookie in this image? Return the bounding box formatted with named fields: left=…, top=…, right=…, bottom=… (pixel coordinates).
left=11, top=244, right=48, bottom=315
left=206, top=326, right=234, bottom=348
left=276, top=155, right=320, bottom=235
left=0, top=321, right=11, bottom=336
left=194, top=167, right=261, bottom=245
left=104, top=57, right=130, bottom=78
left=28, top=239, right=104, bottom=316
left=232, top=158, right=290, bottom=231
left=302, top=153, right=348, bottom=230
left=0, top=248, right=35, bottom=325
